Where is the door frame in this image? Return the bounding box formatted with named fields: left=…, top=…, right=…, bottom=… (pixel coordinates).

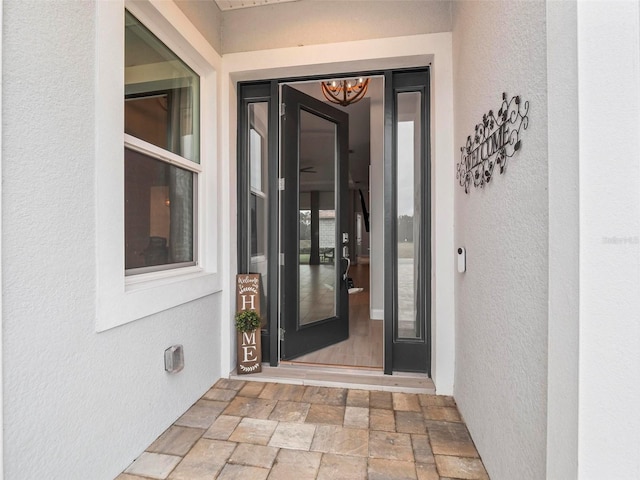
left=237, top=81, right=280, bottom=365
left=238, top=69, right=432, bottom=374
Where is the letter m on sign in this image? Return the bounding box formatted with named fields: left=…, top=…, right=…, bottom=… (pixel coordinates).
left=242, top=331, right=256, bottom=345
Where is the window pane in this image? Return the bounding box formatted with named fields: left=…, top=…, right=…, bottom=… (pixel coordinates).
left=248, top=102, right=269, bottom=291
left=298, top=110, right=337, bottom=326
left=250, top=194, right=266, bottom=257
left=250, top=128, right=263, bottom=192
left=125, top=11, right=200, bottom=163
left=125, top=148, right=195, bottom=271
left=396, top=92, right=422, bottom=340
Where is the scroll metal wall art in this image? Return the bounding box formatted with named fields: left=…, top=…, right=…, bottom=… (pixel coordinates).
left=456, top=93, right=529, bottom=193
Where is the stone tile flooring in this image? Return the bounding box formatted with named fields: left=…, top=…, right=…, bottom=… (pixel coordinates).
left=117, top=379, right=489, bottom=480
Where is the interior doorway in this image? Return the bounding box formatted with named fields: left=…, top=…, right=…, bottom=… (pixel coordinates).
left=279, top=84, right=351, bottom=360
left=280, top=78, right=383, bottom=369
left=292, top=262, right=382, bottom=368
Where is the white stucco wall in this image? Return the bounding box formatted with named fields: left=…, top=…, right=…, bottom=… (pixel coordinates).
left=0, top=3, right=4, bottom=476
left=2, top=1, right=223, bottom=478
left=220, top=0, right=452, bottom=54
left=546, top=1, right=579, bottom=478
left=452, top=1, right=548, bottom=479
left=577, top=2, right=640, bottom=478
left=175, top=0, right=223, bottom=53
left=369, top=78, right=385, bottom=320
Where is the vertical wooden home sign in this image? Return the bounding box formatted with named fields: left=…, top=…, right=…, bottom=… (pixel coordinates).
left=236, top=274, right=262, bottom=374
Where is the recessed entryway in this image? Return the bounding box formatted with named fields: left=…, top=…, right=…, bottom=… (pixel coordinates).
left=237, top=68, right=431, bottom=375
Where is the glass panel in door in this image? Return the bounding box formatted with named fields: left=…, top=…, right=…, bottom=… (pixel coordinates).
left=298, top=109, right=338, bottom=326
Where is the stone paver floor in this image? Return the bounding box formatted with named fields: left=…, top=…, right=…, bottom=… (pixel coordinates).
left=117, top=379, right=489, bottom=479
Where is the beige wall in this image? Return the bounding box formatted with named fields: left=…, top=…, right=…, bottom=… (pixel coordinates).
left=175, top=0, right=223, bottom=53
left=178, top=0, right=451, bottom=55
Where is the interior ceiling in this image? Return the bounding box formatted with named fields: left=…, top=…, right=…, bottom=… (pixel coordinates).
left=290, top=78, right=381, bottom=193
left=215, top=0, right=299, bottom=11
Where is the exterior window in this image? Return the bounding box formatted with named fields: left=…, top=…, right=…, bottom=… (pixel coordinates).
left=124, top=10, right=200, bottom=273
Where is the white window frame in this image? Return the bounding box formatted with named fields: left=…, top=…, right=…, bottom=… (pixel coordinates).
left=95, top=0, right=221, bottom=331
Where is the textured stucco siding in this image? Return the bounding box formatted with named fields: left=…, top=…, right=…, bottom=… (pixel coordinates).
left=2, top=2, right=222, bottom=478
left=452, top=1, right=549, bottom=479
left=577, top=2, right=640, bottom=478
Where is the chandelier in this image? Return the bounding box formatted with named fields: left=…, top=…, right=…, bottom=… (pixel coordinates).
left=320, top=78, right=370, bottom=107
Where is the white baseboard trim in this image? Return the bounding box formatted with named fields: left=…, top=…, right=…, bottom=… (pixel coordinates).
left=370, top=309, right=384, bottom=320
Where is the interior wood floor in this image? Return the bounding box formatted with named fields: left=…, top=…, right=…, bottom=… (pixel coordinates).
left=299, top=263, right=335, bottom=326
left=292, top=263, right=383, bottom=368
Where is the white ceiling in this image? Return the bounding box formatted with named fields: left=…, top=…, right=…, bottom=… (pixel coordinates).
left=215, top=0, right=299, bottom=11
left=288, top=77, right=382, bottom=193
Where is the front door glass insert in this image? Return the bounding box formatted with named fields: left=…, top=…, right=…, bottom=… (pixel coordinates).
left=298, top=109, right=338, bottom=326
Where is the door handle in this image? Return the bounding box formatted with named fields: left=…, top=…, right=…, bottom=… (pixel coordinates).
left=342, top=257, right=351, bottom=281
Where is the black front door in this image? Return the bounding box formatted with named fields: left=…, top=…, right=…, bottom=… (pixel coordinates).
left=280, top=85, right=350, bottom=359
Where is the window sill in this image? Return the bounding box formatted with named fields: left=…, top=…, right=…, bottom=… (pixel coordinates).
left=97, top=267, right=221, bottom=332
left=125, top=265, right=207, bottom=291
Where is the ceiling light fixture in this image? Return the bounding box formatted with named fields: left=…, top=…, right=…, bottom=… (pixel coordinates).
left=320, top=78, right=370, bottom=107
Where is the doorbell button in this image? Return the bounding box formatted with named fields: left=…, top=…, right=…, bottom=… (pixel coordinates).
left=457, top=247, right=466, bottom=273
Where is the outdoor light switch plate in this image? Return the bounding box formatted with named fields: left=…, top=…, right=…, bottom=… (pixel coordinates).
left=164, top=345, right=184, bottom=374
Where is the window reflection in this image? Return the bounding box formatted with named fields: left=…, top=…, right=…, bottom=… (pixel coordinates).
left=396, top=92, right=422, bottom=339
left=298, top=110, right=337, bottom=326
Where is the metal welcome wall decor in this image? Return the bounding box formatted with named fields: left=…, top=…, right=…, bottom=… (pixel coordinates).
left=456, top=92, right=530, bottom=193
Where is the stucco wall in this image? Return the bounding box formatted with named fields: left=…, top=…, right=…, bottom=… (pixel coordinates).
left=452, top=1, right=548, bottom=479
left=577, top=2, right=640, bottom=478
left=220, top=0, right=452, bottom=54
left=546, top=1, right=579, bottom=477
left=2, top=1, right=222, bottom=478
left=175, top=0, right=223, bottom=53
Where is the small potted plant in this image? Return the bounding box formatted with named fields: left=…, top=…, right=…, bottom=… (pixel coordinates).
left=235, top=310, right=262, bottom=374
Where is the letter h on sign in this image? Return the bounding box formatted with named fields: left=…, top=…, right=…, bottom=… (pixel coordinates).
left=241, top=294, right=256, bottom=311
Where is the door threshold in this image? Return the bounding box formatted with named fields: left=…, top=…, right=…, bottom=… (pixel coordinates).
left=229, top=363, right=435, bottom=394
left=281, top=360, right=381, bottom=371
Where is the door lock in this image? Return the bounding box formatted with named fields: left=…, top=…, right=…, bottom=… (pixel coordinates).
left=342, top=232, right=349, bottom=244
